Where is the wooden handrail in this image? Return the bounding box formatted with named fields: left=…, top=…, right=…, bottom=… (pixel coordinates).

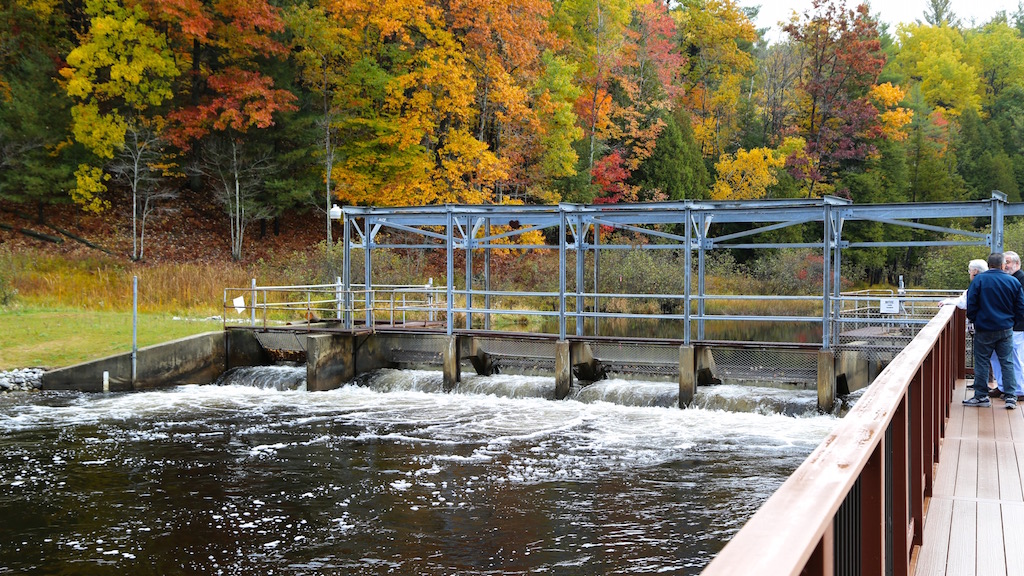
left=702, top=305, right=961, bottom=575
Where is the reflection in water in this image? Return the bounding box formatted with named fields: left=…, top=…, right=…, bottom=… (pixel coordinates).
left=0, top=369, right=835, bottom=575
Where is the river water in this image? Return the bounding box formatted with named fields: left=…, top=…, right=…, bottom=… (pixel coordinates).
left=0, top=368, right=837, bottom=575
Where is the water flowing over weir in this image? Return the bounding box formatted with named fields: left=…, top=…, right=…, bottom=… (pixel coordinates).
left=0, top=367, right=837, bottom=575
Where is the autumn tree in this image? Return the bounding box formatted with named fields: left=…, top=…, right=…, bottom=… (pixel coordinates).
left=892, top=23, right=980, bottom=117
left=59, top=0, right=180, bottom=259
left=677, top=0, right=757, bottom=158
left=285, top=3, right=346, bottom=246
left=152, top=0, right=297, bottom=260
left=711, top=146, right=784, bottom=200
left=783, top=0, right=887, bottom=197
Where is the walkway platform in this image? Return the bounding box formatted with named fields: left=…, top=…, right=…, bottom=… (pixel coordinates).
left=915, top=379, right=1024, bottom=575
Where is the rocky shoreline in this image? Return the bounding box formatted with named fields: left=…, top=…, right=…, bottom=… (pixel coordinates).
left=0, top=368, right=44, bottom=392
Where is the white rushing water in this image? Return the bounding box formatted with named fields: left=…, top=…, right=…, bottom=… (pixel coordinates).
left=0, top=367, right=839, bottom=575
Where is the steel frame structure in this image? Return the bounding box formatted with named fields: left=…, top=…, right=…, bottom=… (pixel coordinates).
left=339, top=192, right=1018, bottom=349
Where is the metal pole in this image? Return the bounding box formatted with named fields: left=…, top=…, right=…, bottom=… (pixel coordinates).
left=594, top=222, right=600, bottom=337
left=991, top=191, right=1007, bottom=252
left=559, top=208, right=567, bottom=340
left=575, top=212, right=584, bottom=336
left=684, top=208, right=691, bottom=346
left=466, top=216, right=473, bottom=330
left=364, top=217, right=372, bottom=328
left=822, top=203, right=832, bottom=350
left=132, top=275, right=138, bottom=386
left=250, top=278, right=256, bottom=327
left=484, top=219, right=491, bottom=330
left=343, top=214, right=352, bottom=329
left=697, top=214, right=706, bottom=341
left=832, top=210, right=843, bottom=350
left=446, top=210, right=454, bottom=336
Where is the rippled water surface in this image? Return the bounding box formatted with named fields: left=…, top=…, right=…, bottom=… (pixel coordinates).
left=0, top=369, right=836, bottom=575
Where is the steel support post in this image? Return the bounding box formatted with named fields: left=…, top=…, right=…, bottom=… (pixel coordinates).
left=466, top=216, right=473, bottom=330
left=593, top=222, right=600, bottom=336
left=447, top=210, right=454, bottom=336
left=822, top=203, right=832, bottom=350
left=575, top=212, right=584, bottom=337
left=342, top=213, right=352, bottom=329
left=684, top=207, right=692, bottom=346
left=697, top=213, right=706, bottom=341
left=364, top=218, right=373, bottom=328
left=991, top=191, right=1007, bottom=252
left=559, top=209, right=567, bottom=341
left=484, top=219, right=491, bottom=330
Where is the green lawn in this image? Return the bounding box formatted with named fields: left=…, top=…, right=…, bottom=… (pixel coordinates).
left=0, top=306, right=223, bottom=370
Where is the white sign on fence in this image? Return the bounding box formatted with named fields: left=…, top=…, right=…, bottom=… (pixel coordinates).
left=879, top=298, right=900, bottom=314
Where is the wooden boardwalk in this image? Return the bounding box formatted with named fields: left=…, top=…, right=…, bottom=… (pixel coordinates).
left=915, top=379, right=1024, bottom=575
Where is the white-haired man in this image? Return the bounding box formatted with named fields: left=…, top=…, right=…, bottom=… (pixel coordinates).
left=990, top=250, right=1024, bottom=400
left=965, top=252, right=1024, bottom=409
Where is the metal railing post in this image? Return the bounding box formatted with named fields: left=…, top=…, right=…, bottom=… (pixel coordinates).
left=250, top=278, right=256, bottom=327
left=991, top=190, right=1007, bottom=252
left=559, top=207, right=567, bottom=340
left=466, top=216, right=473, bottom=330
left=684, top=207, right=692, bottom=346
left=132, top=275, right=138, bottom=386
left=484, top=219, right=491, bottom=330
left=575, top=211, right=584, bottom=336
left=446, top=210, right=454, bottom=336
left=343, top=213, right=352, bottom=329
left=364, top=217, right=373, bottom=328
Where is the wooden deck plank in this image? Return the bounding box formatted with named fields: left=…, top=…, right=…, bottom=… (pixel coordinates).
left=946, top=499, right=977, bottom=576
left=934, top=438, right=960, bottom=498
left=1009, top=405, right=1024, bottom=442
left=997, top=440, right=1023, bottom=502
left=994, top=402, right=1014, bottom=441
left=955, top=439, right=979, bottom=498
left=919, top=379, right=1024, bottom=576
left=977, top=439, right=1001, bottom=500
left=916, top=497, right=953, bottom=576
left=1002, top=502, right=1024, bottom=571
left=976, top=501, right=1006, bottom=575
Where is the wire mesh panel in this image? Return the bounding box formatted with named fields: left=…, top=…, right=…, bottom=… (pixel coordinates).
left=253, top=331, right=308, bottom=352
left=710, top=347, right=819, bottom=385
left=386, top=333, right=446, bottom=366
left=475, top=337, right=557, bottom=373
left=588, top=341, right=679, bottom=377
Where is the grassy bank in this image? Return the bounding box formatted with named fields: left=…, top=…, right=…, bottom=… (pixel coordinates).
left=0, top=305, right=223, bottom=370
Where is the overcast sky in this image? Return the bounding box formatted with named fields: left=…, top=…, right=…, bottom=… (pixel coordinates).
left=740, top=0, right=1022, bottom=42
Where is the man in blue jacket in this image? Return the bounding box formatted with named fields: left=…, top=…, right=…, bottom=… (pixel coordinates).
left=966, top=252, right=1024, bottom=408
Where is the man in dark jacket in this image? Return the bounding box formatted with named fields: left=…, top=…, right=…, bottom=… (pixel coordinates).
left=966, top=252, right=1024, bottom=408
left=989, top=250, right=1024, bottom=400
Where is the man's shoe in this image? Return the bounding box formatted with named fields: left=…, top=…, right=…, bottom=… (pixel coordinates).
left=1007, top=397, right=1018, bottom=410
left=989, top=388, right=1004, bottom=398
left=964, top=396, right=991, bottom=407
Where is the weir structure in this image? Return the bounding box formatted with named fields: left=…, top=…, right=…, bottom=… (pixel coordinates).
left=213, top=193, right=1011, bottom=410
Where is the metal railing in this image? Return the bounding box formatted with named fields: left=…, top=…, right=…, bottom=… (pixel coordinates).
left=223, top=281, right=445, bottom=330
left=224, top=279, right=960, bottom=351
left=701, top=306, right=964, bottom=575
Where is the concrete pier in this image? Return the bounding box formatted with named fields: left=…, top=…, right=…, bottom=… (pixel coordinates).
left=306, top=334, right=353, bottom=391
left=679, top=345, right=695, bottom=407
left=555, top=341, right=571, bottom=399
left=817, top=350, right=836, bottom=412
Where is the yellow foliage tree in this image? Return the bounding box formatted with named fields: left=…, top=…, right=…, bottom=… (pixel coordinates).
left=869, top=82, right=913, bottom=142
left=711, top=146, right=784, bottom=200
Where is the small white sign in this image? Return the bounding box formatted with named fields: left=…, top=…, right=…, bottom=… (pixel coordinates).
left=233, top=295, right=246, bottom=314
left=879, top=298, right=900, bottom=314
